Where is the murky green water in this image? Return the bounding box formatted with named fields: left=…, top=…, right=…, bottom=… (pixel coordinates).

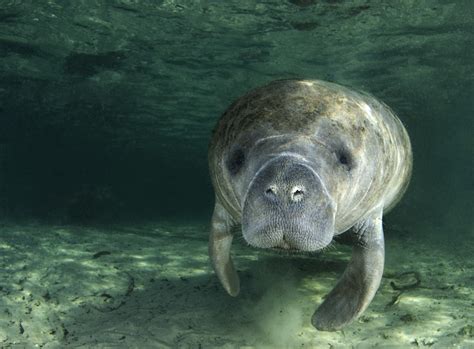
left=0, top=1, right=472, bottom=348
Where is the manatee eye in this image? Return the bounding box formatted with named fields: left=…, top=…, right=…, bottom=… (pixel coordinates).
left=336, top=149, right=354, bottom=170
left=339, top=153, right=349, bottom=165
left=226, top=148, right=245, bottom=175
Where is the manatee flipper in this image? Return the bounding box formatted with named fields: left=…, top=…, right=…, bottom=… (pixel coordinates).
left=209, top=200, right=240, bottom=296
left=312, top=208, right=385, bottom=331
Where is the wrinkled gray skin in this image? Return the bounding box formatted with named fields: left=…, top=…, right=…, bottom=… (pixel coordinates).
left=208, top=79, right=412, bottom=331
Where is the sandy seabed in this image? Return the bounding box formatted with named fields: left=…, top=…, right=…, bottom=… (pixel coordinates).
left=0, top=221, right=472, bottom=348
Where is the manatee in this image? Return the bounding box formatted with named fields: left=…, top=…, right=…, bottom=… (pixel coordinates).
left=207, top=79, right=412, bottom=331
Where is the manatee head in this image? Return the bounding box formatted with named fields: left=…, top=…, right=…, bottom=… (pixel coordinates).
left=213, top=80, right=367, bottom=252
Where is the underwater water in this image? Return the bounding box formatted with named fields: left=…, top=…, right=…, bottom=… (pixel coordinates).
left=0, top=0, right=472, bottom=348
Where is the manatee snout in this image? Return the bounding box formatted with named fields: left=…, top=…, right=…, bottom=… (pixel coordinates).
left=242, top=155, right=335, bottom=251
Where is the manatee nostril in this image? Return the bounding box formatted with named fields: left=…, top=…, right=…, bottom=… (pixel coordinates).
left=265, top=186, right=277, bottom=198
left=291, top=186, right=305, bottom=202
